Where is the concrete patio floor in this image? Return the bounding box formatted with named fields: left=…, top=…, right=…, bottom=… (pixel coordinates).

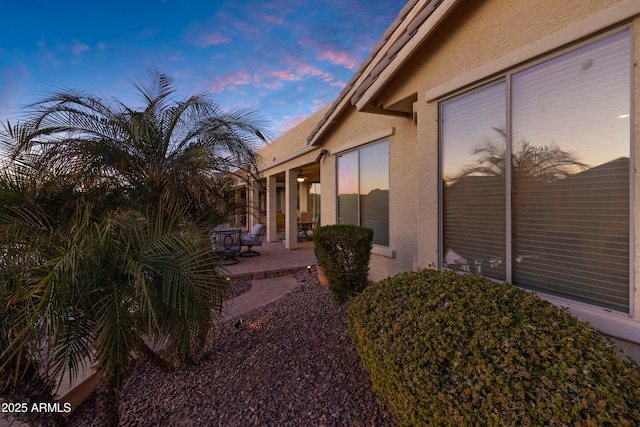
left=219, top=238, right=317, bottom=320
left=220, top=238, right=317, bottom=280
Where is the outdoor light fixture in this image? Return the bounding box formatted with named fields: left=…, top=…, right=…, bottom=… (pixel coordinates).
left=296, top=170, right=306, bottom=183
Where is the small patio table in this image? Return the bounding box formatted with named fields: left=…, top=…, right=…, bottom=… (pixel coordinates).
left=212, top=227, right=242, bottom=265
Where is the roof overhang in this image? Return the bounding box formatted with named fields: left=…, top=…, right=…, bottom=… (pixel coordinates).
left=306, top=0, right=425, bottom=146
left=258, top=144, right=318, bottom=173
left=352, top=0, right=462, bottom=113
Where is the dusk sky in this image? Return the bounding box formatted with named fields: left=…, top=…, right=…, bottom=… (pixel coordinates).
left=0, top=0, right=405, bottom=140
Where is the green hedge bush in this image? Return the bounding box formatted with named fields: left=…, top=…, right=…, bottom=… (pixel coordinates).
left=347, top=269, right=640, bottom=426
left=313, top=224, right=373, bottom=303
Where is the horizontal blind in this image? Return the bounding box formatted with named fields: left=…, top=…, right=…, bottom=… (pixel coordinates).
left=442, top=82, right=506, bottom=280
left=511, top=30, right=630, bottom=312
left=360, top=140, right=389, bottom=246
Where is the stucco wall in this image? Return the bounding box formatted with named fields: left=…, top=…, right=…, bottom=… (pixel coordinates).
left=349, top=0, right=638, bottom=280
left=315, top=107, right=418, bottom=281
left=367, top=0, right=640, bottom=339
left=633, top=15, right=640, bottom=322
left=257, top=1, right=640, bottom=329
left=381, top=0, right=626, bottom=109
left=369, top=0, right=639, bottom=271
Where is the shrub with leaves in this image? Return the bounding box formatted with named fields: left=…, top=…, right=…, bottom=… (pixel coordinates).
left=313, top=224, right=373, bottom=303
left=347, top=269, right=640, bottom=426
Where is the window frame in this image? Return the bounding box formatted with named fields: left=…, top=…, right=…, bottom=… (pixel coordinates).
left=437, top=27, right=634, bottom=315
left=336, top=138, right=391, bottom=248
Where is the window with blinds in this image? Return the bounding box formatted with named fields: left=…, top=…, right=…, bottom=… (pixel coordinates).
left=337, top=139, right=390, bottom=246
left=442, top=82, right=507, bottom=280
left=440, top=29, right=630, bottom=312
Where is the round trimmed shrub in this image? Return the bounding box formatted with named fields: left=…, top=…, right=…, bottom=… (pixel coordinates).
left=313, top=224, right=373, bottom=303
left=347, top=269, right=640, bottom=426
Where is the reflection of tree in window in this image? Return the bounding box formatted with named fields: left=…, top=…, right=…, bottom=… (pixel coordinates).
left=442, top=29, right=630, bottom=312
left=445, top=127, right=588, bottom=281
left=449, top=127, right=588, bottom=184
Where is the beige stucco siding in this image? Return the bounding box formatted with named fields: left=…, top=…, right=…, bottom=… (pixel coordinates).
left=254, top=0, right=640, bottom=340
left=633, top=16, right=640, bottom=321
left=363, top=0, right=640, bottom=339
left=369, top=0, right=639, bottom=274
left=415, top=97, right=439, bottom=270
left=380, top=0, right=628, bottom=110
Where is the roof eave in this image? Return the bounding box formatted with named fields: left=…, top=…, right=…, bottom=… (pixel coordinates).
left=306, top=0, right=422, bottom=146
left=352, top=0, right=462, bottom=112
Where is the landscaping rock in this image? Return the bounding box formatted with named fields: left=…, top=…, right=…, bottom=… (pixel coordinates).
left=67, top=271, right=396, bottom=426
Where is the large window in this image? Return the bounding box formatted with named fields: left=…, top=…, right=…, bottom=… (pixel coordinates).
left=441, top=30, right=631, bottom=312
left=442, top=82, right=507, bottom=280
left=338, top=140, right=389, bottom=246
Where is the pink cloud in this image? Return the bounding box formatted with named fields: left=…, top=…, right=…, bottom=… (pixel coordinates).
left=276, top=114, right=308, bottom=134
left=199, top=31, right=231, bottom=47
left=295, top=62, right=334, bottom=82
left=316, top=50, right=360, bottom=70
left=216, top=11, right=262, bottom=37
left=264, top=15, right=283, bottom=25
left=270, top=69, right=300, bottom=81
left=209, top=71, right=252, bottom=92
left=298, top=38, right=361, bottom=70
left=209, top=56, right=338, bottom=95
left=261, top=60, right=334, bottom=89
left=72, top=39, right=90, bottom=55
left=263, top=80, right=285, bottom=90
left=37, top=40, right=59, bottom=67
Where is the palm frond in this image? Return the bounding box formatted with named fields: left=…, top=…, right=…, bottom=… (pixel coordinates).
left=2, top=70, right=263, bottom=399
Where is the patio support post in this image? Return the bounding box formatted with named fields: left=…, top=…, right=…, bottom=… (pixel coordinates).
left=299, top=181, right=308, bottom=214
left=285, top=169, right=298, bottom=250
left=266, top=174, right=278, bottom=242
left=246, top=179, right=256, bottom=230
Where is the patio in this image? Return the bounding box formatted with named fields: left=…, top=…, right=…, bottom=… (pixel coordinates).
left=219, top=237, right=317, bottom=280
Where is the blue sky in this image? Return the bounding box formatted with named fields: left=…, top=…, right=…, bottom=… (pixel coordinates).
left=0, top=0, right=405, bottom=138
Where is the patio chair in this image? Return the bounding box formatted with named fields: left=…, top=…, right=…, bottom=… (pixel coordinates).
left=276, top=212, right=285, bottom=233
left=239, top=223, right=266, bottom=257
left=211, top=226, right=242, bottom=265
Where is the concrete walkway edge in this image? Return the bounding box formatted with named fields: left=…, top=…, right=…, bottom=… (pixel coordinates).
left=222, top=275, right=302, bottom=320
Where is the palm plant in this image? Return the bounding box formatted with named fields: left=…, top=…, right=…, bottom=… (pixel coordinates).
left=14, top=71, right=267, bottom=223
left=0, top=72, right=268, bottom=425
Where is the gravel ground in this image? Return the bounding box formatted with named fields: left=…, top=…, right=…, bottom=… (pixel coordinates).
left=67, top=270, right=397, bottom=426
